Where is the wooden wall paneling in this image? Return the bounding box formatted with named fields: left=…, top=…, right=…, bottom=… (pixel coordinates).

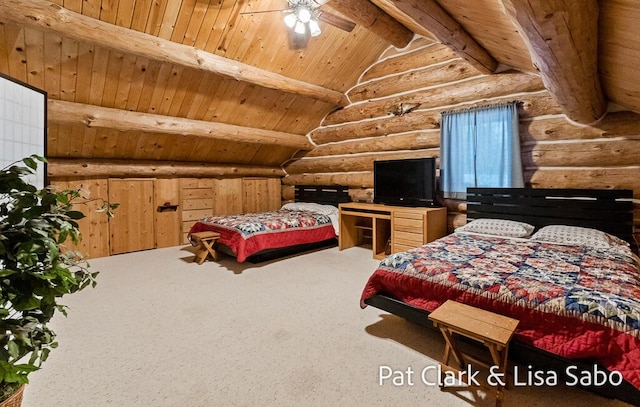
left=192, top=1, right=223, bottom=51
left=49, top=178, right=110, bottom=259
left=157, top=65, right=185, bottom=115
left=131, top=0, right=155, bottom=32
left=114, top=0, right=136, bottom=28
left=212, top=178, right=243, bottom=215
left=145, top=0, right=169, bottom=36
left=108, top=178, right=155, bottom=254
left=23, top=29, right=45, bottom=90
left=81, top=0, right=101, bottom=19
left=46, top=122, right=60, bottom=157
left=208, top=0, right=245, bottom=57
left=154, top=178, right=181, bottom=248
left=62, top=0, right=82, bottom=13
left=168, top=67, right=200, bottom=117
left=134, top=60, right=163, bottom=112
left=43, top=29, right=61, bottom=100
left=165, top=67, right=195, bottom=117
left=74, top=42, right=95, bottom=103
left=157, top=0, right=182, bottom=40
left=102, top=51, right=126, bottom=108
left=187, top=74, right=223, bottom=119
left=3, top=24, right=27, bottom=81
left=0, top=23, right=10, bottom=73
left=48, top=124, right=68, bottom=157
left=171, top=0, right=199, bottom=44
left=59, top=37, right=79, bottom=101
left=113, top=53, right=138, bottom=109
left=242, top=177, right=282, bottom=213
left=223, top=4, right=259, bottom=62
left=87, top=47, right=110, bottom=105
left=145, top=62, right=174, bottom=114
left=98, top=0, right=120, bottom=25
left=124, top=56, right=150, bottom=111
left=80, top=125, right=98, bottom=158
left=156, top=132, right=190, bottom=161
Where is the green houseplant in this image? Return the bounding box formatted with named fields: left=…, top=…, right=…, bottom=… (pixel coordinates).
left=0, top=156, right=116, bottom=404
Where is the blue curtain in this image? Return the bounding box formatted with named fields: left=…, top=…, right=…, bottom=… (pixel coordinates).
left=441, top=102, right=523, bottom=199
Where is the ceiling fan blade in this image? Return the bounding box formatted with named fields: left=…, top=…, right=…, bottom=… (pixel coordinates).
left=317, top=10, right=356, bottom=32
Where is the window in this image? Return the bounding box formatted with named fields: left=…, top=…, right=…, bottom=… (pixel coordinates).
left=440, top=102, right=523, bottom=199
left=0, top=73, right=47, bottom=188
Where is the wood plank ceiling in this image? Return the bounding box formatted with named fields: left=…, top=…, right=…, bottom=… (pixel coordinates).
left=0, top=0, right=639, bottom=171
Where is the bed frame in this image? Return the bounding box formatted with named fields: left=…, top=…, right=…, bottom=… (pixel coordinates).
left=363, top=187, right=639, bottom=405
left=240, top=185, right=351, bottom=263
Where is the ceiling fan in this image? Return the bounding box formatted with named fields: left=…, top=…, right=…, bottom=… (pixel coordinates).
left=243, top=0, right=356, bottom=49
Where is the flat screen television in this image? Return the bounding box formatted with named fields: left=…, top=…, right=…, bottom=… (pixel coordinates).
left=374, top=157, right=437, bottom=207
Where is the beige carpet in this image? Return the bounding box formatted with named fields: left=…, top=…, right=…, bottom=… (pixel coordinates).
left=22, top=245, right=632, bottom=407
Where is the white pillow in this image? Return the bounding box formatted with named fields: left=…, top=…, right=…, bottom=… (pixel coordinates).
left=530, top=225, right=629, bottom=249
left=456, top=218, right=535, bottom=238
left=280, top=202, right=338, bottom=216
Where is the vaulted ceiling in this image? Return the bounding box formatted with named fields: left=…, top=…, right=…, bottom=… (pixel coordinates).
left=0, top=0, right=639, bottom=171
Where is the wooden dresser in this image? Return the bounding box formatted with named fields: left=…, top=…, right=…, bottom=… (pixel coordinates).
left=338, top=202, right=447, bottom=259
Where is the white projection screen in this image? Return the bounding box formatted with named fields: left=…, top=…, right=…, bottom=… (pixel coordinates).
left=0, top=73, right=47, bottom=188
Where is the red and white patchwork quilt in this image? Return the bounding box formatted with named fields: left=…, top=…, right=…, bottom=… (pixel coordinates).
left=360, top=233, right=640, bottom=390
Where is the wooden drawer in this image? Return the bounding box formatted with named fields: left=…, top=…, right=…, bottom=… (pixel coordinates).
left=393, top=211, right=424, bottom=230
left=393, top=243, right=419, bottom=253
left=394, top=230, right=424, bottom=246
left=394, top=217, right=424, bottom=233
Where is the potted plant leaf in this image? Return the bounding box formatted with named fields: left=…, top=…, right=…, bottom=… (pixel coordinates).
left=0, top=155, right=117, bottom=405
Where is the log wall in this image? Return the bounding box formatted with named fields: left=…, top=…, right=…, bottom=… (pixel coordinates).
left=283, top=37, right=640, bottom=248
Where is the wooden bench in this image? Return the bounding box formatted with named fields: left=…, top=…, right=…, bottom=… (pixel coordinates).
left=428, top=300, right=519, bottom=407
left=190, top=231, right=220, bottom=264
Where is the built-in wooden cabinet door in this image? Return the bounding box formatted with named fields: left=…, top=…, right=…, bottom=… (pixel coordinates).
left=109, top=179, right=155, bottom=255
left=242, top=178, right=281, bottom=213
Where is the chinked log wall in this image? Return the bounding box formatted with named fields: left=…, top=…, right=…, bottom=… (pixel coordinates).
left=283, top=37, right=640, bottom=244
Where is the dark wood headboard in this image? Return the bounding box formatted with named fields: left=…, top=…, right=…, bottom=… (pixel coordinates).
left=466, top=188, right=634, bottom=243
left=294, top=185, right=351, bottom=207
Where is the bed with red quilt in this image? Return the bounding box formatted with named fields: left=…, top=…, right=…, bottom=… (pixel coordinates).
left=360, top=188, right=640, bottom=405
left=188, top=185, right=350, bottom=263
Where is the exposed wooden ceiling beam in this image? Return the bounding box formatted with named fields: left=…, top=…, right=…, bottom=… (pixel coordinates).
left=47, top=158, right=285, bottom=179
left=501, top=0, right=606, bottom=124
left=324, top=0, right=414, bottom=49
left=379, top=0, right=498, bottom=73
left=0, top=0, right=348, bottom=107
left=48, top=100, right=314, bottom=151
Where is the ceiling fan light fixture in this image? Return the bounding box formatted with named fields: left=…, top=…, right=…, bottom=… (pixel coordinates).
left=309, top=19, right=321, bottom=37
left=283, top=12, right=297, bottom=28
left=298, top=7, right=312, bottom=23
left=294, top=20, right=307, bottom=34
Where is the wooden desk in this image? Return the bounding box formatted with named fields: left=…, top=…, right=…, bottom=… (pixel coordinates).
left=338, top=202, right=446, bottom=259
left=429, top=300, right=519, bottom=407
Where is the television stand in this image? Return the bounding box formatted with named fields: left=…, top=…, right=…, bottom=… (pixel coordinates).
left=338, top=202, right=447, bottom=259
